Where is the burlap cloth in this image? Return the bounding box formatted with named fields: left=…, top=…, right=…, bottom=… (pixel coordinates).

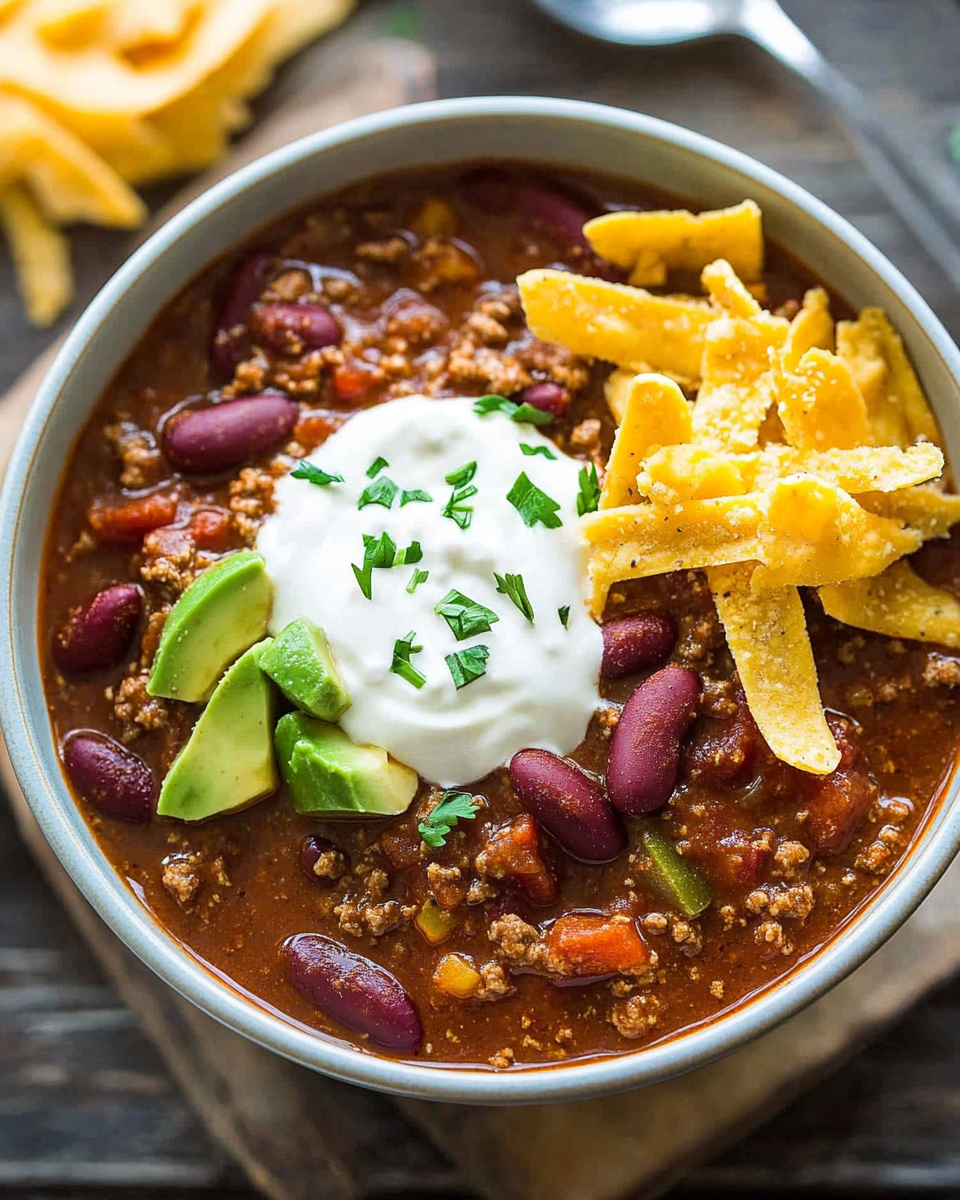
left=2, top=27, right=960, bottom=1200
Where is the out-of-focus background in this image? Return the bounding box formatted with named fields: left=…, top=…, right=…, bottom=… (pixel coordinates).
left=3, top=1, right=960, bottom=1198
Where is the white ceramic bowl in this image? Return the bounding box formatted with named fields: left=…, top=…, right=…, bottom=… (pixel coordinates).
left=3, top=97, right=960, bottom=1105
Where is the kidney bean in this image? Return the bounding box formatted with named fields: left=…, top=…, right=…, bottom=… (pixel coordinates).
left=607, top=665, right=702, bottom=814
left=601, top=613, right=677, bottom=679
left=285, top=933, right=422, bottom=1052
left=53, top=584, right=142, bottom=675
left=211, top=249, right=275, bottom=378
left=164, top=395, right=298, bottom=474
left=250, top=303, right=342, bottom=354
left=517, top=182, right=595, bottom=247
left=515, top=381, right=569, bottom=418
left=62, top=732, right=156, bottom=823
left=510, top=749, right=625, bottom=864
left=300, top=834, right=347, bottom=885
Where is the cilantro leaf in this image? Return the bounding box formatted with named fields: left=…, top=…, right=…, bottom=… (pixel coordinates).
left=367, top=456, right=389, bottom=478
left=445, top=461, right=477, bottom=487
left=494, top=572, right=534, bottom=623
left=558, top=605, right=571, bottom=628
left=358, top=475, right=399, bottom=510
left=473, top=393, right=552, bottom=427
left=576, top=462, right=601, bottom=517
left=351, top=532, right=421, bottom=599
left=435, top=589, right=499, bottom=640
left=406, top=568, right=429, bottom=594
left=445, top=645, right=490, bottom=690
left=391, top=630, right=426, bottom=690
left=291, top=462, right=344, bottom=487
left=400, top=488, right=433, bottom=506
left=418, top=790, right=481, bottom=848
left=506, top=471, right=563, bottom=529
left=520, top=442, right=557, bottom=460
left=442, top=460, right=478, bottom=530
left=395, top=540, right=423, bottom=565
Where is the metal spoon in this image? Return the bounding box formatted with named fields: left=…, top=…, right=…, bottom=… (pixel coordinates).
left=531, top=0, right=960, bottom=292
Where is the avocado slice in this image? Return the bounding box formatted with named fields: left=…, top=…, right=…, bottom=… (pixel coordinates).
left=259, top=618, right=351, bottom=721
left=157, top=640, right=278, bottom=821
left=275, top=711, right=418, bottom=816
left=148, top=550, right=272, bottom=703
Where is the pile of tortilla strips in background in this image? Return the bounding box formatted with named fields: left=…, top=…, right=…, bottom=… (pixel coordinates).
left=0, top=0, right=353, bottom=326
left=518, top=199, right=960, bottom=777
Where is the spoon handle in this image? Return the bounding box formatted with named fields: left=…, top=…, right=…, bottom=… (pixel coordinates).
left=740, top=0, right=960, bottom=292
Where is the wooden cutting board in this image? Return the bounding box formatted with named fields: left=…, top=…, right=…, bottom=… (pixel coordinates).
left=5, top=25, right=960, bottom=1200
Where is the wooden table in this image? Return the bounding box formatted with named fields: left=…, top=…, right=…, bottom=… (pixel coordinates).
left=3, top=0, right=960, bottom=1195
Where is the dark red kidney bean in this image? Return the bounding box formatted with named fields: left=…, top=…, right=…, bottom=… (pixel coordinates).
left=510, top=749, right=626, bottom=864
left=211, top=249, right=276, bottom=378
left=62, top=733, right=156, bottom=823
left=250, top=303, right=342, bottom=354
left=285, top=934, right=422, bottom=1052
left=53, top=584, right=142, bottom=675
left=300, top=834, right=346, bottom=884
left=515, top=381, right=569, bottom=417
left=601, top=613, right=677, bottom=679
left=164, top=394, right=298, bottom=474
left=516, top=182, right=595, bottom=246
left=607, top=665, right=702, bottom=815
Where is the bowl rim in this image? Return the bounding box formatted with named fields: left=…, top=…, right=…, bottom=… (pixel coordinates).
left=3, top=94, right=960, bottom=1105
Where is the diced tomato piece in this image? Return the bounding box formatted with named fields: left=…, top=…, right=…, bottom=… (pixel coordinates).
left=716, top=830, right=770, bottom=887
left=545, top=913, right=650, bottom=978
left=381, top=827, right=421, bottom=870
left=188, top=507, right=233, bottom=551
left=142, top=524, right=193, bottom=559
left=332, top=363, right=377, bottom=402
left=805, top=717, right=876, bottom=855
left=88, top=492, right=178, bottom=543
left=295, top=410, right=349, bottom=451
left=478, top=814, right=559, bottom=905
left=685, top=700, right=758, bottom=785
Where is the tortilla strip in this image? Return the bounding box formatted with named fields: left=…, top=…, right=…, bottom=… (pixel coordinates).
left=752, top=475, right=922, bottom=591
left=638, top=444, right=747, bottom=504
left=517, top=268, right=715, bottom=380
left=820, top=560, right=960, bottom=647
left=0, top=181, right=71, bottom=325
left=583, top=200, right=763, bottom=288
left=604, top=367, right=634, bottom=425
left=782, top=287, right=833, bottom=369
left=701, top=257, right=761, bottom=318
left=857, top=485, right=960, bottom=539
left=776, top=347, right=873, bottom=451
left=600, top=373, right=692, bottom=509
left=708, top=563, right=840, bottom=775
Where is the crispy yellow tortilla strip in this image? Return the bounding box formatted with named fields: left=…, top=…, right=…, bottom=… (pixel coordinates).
left=0, top=181, right=72, bottom=325
left=752, top=474, right=922, bottom=591
left=0, top=92, right=144, bottom=226
left=691, top=311, right=788, bottom=452
left=583, top=494, right=765, bottom=613
left=604, top=367, right=633, bottom=425
left=708, top=563, right=840, bottom=774
left=857, top=485, right=960, bottom=539
left=32, top=0, right=110, bottom=48
left=701, top=258, right=762, bottom=319
left=802, top=443, right=943, bottom=493
left=776, top=348, right=873, bottom=451
left=836, top=307, right=940, bottom=449
left=638, top=443, right=746, bottom=504
left=600, top=373, right=692, bottom=509
left=583, top=200, right=763, bottom=288
left=517, top=268, right=715, bottom=380
left=782, top=287, right=833, bottom=370
left=820, top=560, right=960, bottom=647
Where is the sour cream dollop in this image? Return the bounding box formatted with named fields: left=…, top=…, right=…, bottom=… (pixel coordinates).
left=257, top=396, right=603, bottom=786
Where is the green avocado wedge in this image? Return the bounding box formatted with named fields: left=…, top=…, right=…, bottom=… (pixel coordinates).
left=157, top=640, right=278, bottom=821
left=147, top=550, right=272, bottom=703
left=259, top=618, right=351, bottom=721
left=275, top=712, right=418, bottom=816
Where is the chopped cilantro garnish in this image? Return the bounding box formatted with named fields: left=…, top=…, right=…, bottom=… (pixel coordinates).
left=400, top=488, right=433, bottom=506
left=506, top=471, right=563, bottom=529
left=494, top=572, right=534, bottom=623
left=367, top=456, right=389, bottom=478
left=290, top=462, right=344, bottom=487
left=558, top=605, right=571, bottom=628
left=442, top=460, right=478, bottom=530
left=520, top=442, right=557, bottom=460
left=435, top=589, right=499, bottom=640
left=473, top=393, right=552, bottom=427
left=358, top=475, right=399, bottom=510
left=445, top=644, right=490, bottom=689
left=418, top=790, right=481, bottom=848
left=406, top=567, right=430, bottom=594
left=576, top=462, right=601, bottom=516
left=390, top=630, right=426, bottom=690
left=352, top=532, right=422, bottom=599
